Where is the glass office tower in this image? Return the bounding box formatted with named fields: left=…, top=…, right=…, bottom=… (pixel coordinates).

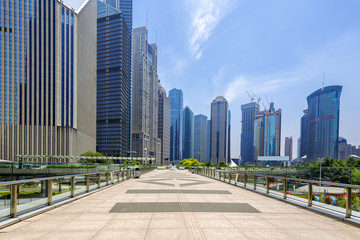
left=240, top=102, right=260, bottom=164
left=306, top=85, right=342, bottom=161
left=300, top=109, right=308, bottom=158
left=96, top=1, right=131, bottom=157
left=194, top=114, right=208, bottom=162
left=0, top=0, right=97, bottom=162
left=182, top=106, right=194, bottom=159
left=169, top=88, right=183, bottom=161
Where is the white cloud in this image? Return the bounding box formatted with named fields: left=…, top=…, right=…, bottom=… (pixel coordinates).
left=185, top=0, right=234, bottom=59
left=224, top=73, right=299, bottom=103
left=212, top=65, right=227, bottom=86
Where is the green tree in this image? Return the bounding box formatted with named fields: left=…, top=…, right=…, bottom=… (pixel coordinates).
left=218, top=161, right=227, bottom=167
left=180, top=158, right=200, bottom=166
left=79, top=151, right=113, bottom=164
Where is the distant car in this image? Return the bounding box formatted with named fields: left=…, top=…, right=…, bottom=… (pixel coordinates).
left=179, top=167, right=185, bottom=170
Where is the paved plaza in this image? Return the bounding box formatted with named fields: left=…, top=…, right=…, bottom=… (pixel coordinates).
left=1, top=169, right=360, bottom=240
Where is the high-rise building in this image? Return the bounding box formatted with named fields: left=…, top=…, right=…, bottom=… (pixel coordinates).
left=253, top=103, right=282, bottom=164
left=194, top=114, right=208, bottom=162
left=306, top=85, right=342, bottom=161
left=299, top=109, right=308, bottom=159
left=104, top=0, right=132, bottom=36
left=0, top=0, right=97, bottom=162
left=228, top=110, right=231, bottom=163
left=240, top=102, right=260, bottom=165
left=182, top=106, right=194, bottom=159
left=131, top=27, right=161, bottom=162
left=285, top=137, right=293, bottom=160
left=158, top=82, right=171, bottom=165
left=169, top=88, right=183, bottom=161
left=206, top=120, right=211, bottom=162
left=210, top=96, right=229, bottom=164
left=297, top=138, right=301, bottom=159
left=96, top=1, right=132, bottom=157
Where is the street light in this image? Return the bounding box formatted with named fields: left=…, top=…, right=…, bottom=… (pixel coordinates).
left=318, top=158, right=323, bottom=193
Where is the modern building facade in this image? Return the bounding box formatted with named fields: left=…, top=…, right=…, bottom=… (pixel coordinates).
left=299, top=109, right=308, bottom=158
left=158, top=82, right=171, bottom=165
left=182, top=106, right=194, bottom=159
left=131, top=27, right=161, bottom=162
left=306, top=85, right=342, bottom=161
left=206, top=119, right=211, bottom=162
left=253, top=103, right=282, bottom=164
left=0, top=0, right=97, bottom=162
left=210, top=96, right=229, bottom=164
left=96, top=1, right=132, bottom=157
left=284, top=137, right=293, bottom=160
left=240, top=102, right=260, bottom=165
left=169, top=88, right=183, bottom=161
left=194, top=114, right=208, bottom=162
left=104, top=0, right=132, bottom=36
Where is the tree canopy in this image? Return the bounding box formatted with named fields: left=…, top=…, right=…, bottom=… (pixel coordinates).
left=79, top=151, right=113, bottom=164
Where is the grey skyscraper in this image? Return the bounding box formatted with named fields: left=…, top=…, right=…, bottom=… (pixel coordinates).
left=241, top=102, right=260, bottom=164
left=194, top=114, right=208, bottom=162
left=104, top=0, right=132, bottom=36
left=182, top=106, right=194, bottom=159
left=210, top=96, right=229, bottom=164
left=96, top=1, right=132, bottom=157
left=158, top=82, right=171, bottom=165
left=0, top=0, right=97, bottom=162
left=299, top=109, right=308, bottom=158
left=169, top=88, right=183, bottom=161
left=285, top=137, right=293, bottom=160
left=306, top=86, right=342, bottom=161
left=131, top=27, right=161, bottom=162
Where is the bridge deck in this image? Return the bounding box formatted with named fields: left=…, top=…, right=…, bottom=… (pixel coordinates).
left=1, top=169, right=360, bottom=240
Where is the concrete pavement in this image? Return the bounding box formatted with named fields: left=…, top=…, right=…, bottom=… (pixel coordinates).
left=1, top=169, right=360, bottom=240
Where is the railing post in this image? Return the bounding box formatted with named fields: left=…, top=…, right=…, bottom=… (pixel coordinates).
left=98, top=173, right=101, bottom=188
left=111, top=172, right=114, bottom=184
left=266, top=177, right=270, bottom=194
left=346, top=187, right=352, bottom=218
left=71, top=176, right=75, bottom=198
left=10, top=184, right=18, bottom=218
left=47, top=180, right=53, bottom=205
left=235, top=174, right=239, bottom=186
left=106, top=173, right=109, bottom=185
left=228, top=173, right=231, bottom=183
left=117, top=172, right=120, bottom=182
left=86, top=175, right=90, bottom=192
left=283, top=179, right=287, bottom=199
left=254, top=176, right=257, bottom=190
left=122, top=171, right=125, bottom=181
left=308, top=182, right=312, bottom=207
left=244, top=174, right=247, bottom=187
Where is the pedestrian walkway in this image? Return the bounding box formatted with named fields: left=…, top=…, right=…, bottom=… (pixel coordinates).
left=1, top=169, right=360, bottom=240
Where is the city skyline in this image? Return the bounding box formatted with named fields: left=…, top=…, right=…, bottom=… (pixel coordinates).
left=133, top=0, right=360, bottom=158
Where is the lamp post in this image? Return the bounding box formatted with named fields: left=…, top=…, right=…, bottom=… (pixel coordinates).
left=318, top=158, right=323, bottom=193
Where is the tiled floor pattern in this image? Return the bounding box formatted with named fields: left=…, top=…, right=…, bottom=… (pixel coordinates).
left=1, top=169, right=360, bottom=239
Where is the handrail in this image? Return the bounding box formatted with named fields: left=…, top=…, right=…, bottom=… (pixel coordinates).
left=196, top=167, right=360, bottom=219
left=0, top=170, right=123, bottom=186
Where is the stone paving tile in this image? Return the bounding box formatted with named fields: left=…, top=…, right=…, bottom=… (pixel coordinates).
left=2, top=169, right=360, bottom=240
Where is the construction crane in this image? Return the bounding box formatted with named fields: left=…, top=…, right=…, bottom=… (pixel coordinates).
left=250, top=90, right=261, bottom=104
left=246, top=90, right=254, bottom=102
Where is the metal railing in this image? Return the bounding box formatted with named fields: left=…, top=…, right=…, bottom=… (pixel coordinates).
left=0, top=167, right=152, bottom=220
left=195, top=167, right=360, bottom=219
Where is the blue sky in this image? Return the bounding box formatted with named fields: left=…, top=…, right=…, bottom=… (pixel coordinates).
left=133, top=0, right=360, bottom=158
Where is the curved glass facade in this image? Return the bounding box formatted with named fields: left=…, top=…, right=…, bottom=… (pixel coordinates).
left=306, top=85, right=342, bottom=161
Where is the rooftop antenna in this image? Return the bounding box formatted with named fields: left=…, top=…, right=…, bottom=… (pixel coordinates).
left=146, top=8, right=148, bottom=28
left=322, top=72, right=325, bottom=91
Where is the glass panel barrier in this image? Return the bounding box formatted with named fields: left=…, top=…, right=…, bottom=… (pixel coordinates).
left=256, top=177, right=267, bottom=193
left=0, top=184, right=11, bottom=219
left=17, top=180, right=47, bottom=214
left=268, top=178, right=283, bottom=197
left=52, top=178, right=71, bottom=203
left=287, top=179, right=308, bottom=203
left=100, top=173, right=107, bottom=187
left=89, top=175, right=98, bottom=191
left=74, top=176, right=87, bottom=196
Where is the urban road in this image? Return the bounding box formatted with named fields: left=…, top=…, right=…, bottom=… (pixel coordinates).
left=1, top=169, right=360, bottom=240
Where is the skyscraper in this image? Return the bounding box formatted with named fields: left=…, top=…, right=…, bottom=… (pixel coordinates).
left=182, top=106, right=194, bottom=159
left=306, top=85, right=342, bottom=161
left=206, top=120, right=211, bottom=162
left=241, top=102, right=260, bottom=165
left=104, top=0, right=132, bottom=36
left=210, top=96, right=229, bottom=164
left=0, top=0, right=97, bottom=162
left=96, top=1, right=132, bottom=157
left=228, top=110, right=231, bottom=163
left=253, top=103, right=282, bottom=163
left=131, top=27, right=161, bottom=162
left=194, top=114, right=208, bottom=162
left=285, top=137, right=293, bottom=160
left=158, top=82, right=171, bottom=165
left=169, top=88, right=183, bottom=161
left=299, top=109, right=308, bottom=158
